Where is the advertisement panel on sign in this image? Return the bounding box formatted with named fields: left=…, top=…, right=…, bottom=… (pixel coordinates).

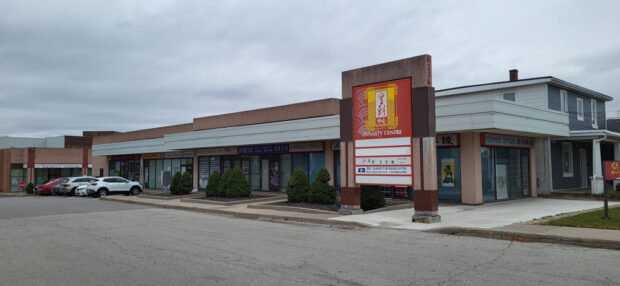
left=604, top=161, right=620, bottom=180
left=353, top=78, right=413, bottom=186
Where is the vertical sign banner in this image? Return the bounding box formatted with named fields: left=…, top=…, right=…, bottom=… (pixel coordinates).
left=353, top=78, right=413, bottom=186
left=604, top=161, right=620, bottom=180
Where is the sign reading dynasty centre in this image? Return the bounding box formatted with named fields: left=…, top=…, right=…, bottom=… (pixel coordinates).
left=353, top=78, right=413, bottom=186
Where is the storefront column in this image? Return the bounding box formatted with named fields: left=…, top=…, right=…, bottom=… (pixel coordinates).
left=529, top=146, right=537, bottom=197
left=591, top=139, right=604, bottom=195
left=139, top=158, right=144, bottom=186
left=193, top=152, right=199, bottom=191
left=81, top=148, right=88, bottom=176
left=459, top=133, right=483, bottom=204
left=26, top=148, right=35, bottom=185
left=614, top=142, right=620, bottom=190
left=324, top=140, right=334, bottom=185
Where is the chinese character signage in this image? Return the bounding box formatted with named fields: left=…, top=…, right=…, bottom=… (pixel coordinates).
left=353, top=78, right=413, bottom=186
left=604, top=161, right=620, bottom=180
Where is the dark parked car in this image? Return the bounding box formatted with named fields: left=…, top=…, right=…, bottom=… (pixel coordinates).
left=51, top=178, right=69, bottom=195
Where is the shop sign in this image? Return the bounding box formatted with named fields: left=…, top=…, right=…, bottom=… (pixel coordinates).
left=162, top=152, right=193, bottom=159
left=238, top=144, right=289, bottom=155
left=481, top=133, right=534, bottom=148
left=604, top=161, right=620, bottom=180
left=22, top=164, right=93, bottom=168
left=110, top=154, right=141, bottom=161
left=353, top=78, right=413, bottom=186
left=436, top=134, right=459, bottom=147
left=142, top=153, right=162, bottom=160
left=331, top=141, right=340, bottom=151
left=196, top=147, right=237, bottom=156
left=355, top=166, right=412, bottom=175
left=290, top=142, right=324, bottom=153
left=355, top=156, right=411, bottom=166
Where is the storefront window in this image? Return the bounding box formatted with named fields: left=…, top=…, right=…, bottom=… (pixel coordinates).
left=155, top=160, right=163, bottom=189
left=309, top=152, right=325, bottom=183
left=292, top=153, right=309, bottom=176
left=250, top=156, right=260, bottom=190
left=481, top=147, right=530, bottom=202
left=148, top=160, right=156, bottom=188
left=279, top=154, right=291, bottom=192
left=481, top=147, right=496, bottom=202
left=10, top=164, right=25, bottom=192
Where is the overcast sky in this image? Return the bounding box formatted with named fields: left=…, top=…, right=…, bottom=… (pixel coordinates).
left=1, top=0, right=619, bottom=137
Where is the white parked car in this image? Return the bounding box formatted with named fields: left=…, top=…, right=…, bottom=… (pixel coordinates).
left=58, top=176, right=96, bottom=196
left=87, top=177, right=142, bottom=197
left=75, top=184, right=90, bottom=197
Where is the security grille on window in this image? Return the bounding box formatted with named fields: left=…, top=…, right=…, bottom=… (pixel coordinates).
left=560, top=90, right=568, bottom=112
left=562, top=142, right=573, bottom=177
left=576, top=98, right=584, bottom=121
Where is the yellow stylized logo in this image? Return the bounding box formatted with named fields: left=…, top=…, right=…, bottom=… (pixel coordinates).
left=365, top=84, right=398, bottom=131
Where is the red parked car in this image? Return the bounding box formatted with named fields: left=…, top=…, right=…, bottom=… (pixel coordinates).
left=36, top=179, right=63, bottom=196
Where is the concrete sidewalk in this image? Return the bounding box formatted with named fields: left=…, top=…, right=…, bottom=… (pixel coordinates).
left=101, top=195, right=620, bottom=250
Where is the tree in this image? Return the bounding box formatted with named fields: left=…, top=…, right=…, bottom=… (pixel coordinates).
left=217, top=168, right=232, bottom=197
left=25, top=182, right=35, bottom=194
left=169, top=172, right=182, bottom=195
left=308, top=167, right=337, bottom=204
left=226, top=167, right=251, bottom=198
left=286, top=167, right=310, bottom=203
left=360, top=185, right=385, bottom=211
left=180, top=172, right=193, bottom=195
left=205, top=170, right=221, bottom=197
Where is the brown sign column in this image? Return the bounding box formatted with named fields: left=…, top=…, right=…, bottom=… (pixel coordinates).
left=340, top=55, right=440, bottom=222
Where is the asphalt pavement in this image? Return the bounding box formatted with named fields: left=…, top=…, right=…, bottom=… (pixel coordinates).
left=0, top=197, right=618, bottom=285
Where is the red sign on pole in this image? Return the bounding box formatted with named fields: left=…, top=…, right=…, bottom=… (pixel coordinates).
left=604, top=161, right=620, bottom=180
left=18, top=182, right=25, bottom=189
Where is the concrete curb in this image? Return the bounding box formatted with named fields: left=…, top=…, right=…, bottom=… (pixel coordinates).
left=181, top=195, right=287, bottom=206
left=363, top=203, right=412, bottom=214
left=137, top=193, right=204, bottom=200
left=428, top=227, right=620, bottom=250
left=247, top=202, right=338, bottom=215
left=100, top=196, right=371, bottom=229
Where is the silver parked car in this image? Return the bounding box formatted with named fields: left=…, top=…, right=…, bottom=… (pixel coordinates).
left=58, top=176, right=96, bottom=196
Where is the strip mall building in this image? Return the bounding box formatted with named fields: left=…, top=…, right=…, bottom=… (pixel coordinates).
left=91, top=70, right=617, bottom=204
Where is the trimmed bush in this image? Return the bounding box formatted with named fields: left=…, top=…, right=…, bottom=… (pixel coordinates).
left=170, top=172, right=183, bottom=195
left=360, top=185, right=385, bottom=211
left=205, top=170, right=221, bottom=197
left=286, top=167, right=310, bottom=203
left=226, top=167, right=251, bottom=198
left=217, top=168, right=232, bottom=197
left=179, top=172, right=193, bottom=195
left=25, top=182, right=35, bottom=194
left=308, top=167, right=337, bottom=204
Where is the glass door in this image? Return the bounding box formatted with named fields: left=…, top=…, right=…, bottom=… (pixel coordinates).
left=261, top=159, right=269, bottom=191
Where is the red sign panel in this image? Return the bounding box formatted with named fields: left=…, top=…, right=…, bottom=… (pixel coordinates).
left=604, top=161, right=620, bottom=180
left=18, top=182, right=25, bottom=189
left=353, top=78, right=412, bottom=140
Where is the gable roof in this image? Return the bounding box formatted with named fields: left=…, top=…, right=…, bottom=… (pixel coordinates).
left=437, top=76, right=613, bottom=101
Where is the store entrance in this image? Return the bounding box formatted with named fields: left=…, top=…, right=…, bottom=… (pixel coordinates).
left=482, top=147, right=530, bottom=202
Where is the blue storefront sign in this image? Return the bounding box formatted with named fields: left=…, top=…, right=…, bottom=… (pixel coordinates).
left=238, top=144, right=289, bottom=155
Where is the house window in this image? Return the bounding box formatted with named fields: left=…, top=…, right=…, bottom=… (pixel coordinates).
left=560, top=90, right=568, bottom=112
left=562, top=142, right=573, bottom=177
left=576, top=98, right=584, bottom=121
left=503, top=92, right=516, bottom=101
left=591, top=99, right=598, bottom=128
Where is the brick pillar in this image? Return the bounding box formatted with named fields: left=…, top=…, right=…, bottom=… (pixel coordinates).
left=27, top=148, right=35, bottom=185
left=530, top=145, right=537, bottom=197
left=82, top=148, right=88, bottom=176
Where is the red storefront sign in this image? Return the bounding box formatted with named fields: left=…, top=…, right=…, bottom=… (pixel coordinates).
left=604, top=161, right=620, bottom=180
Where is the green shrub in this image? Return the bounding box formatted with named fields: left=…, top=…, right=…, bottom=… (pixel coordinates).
left=205, top=170, right=221, bottom=197
left=169, top=172, right=182, bottom=195
left=226, top=167, right=251, bottom=198
left=360, top=185, right=385, bottom=211
left=179, top=172, right=193, bottom=195
left=615, top=183, right=620, bottom=193
left=25, top=182, right=35, bottom=194
left=308, top=167, right=337, bottom=204
left=217, top=168, right=232, bottom=197
left=286, top=167, right=310, bottom=203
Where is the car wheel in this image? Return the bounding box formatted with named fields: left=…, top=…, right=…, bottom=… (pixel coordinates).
left=70, top=187, right=76, bottom=196
left=98, top=189, right=108, bottom=198
left=130, top=187, right=140, bottom=196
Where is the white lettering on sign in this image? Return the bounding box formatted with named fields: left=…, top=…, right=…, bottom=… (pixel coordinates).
left=483, top=133, right=534, bottom=148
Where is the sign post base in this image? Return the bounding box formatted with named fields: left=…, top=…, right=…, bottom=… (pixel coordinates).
left=412, top=212, right=441, bottom=223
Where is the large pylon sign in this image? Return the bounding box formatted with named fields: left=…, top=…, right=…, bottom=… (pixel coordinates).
left=340, top=55, right=440, bottom=223
left=353, top=78, right=413, bottom=186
